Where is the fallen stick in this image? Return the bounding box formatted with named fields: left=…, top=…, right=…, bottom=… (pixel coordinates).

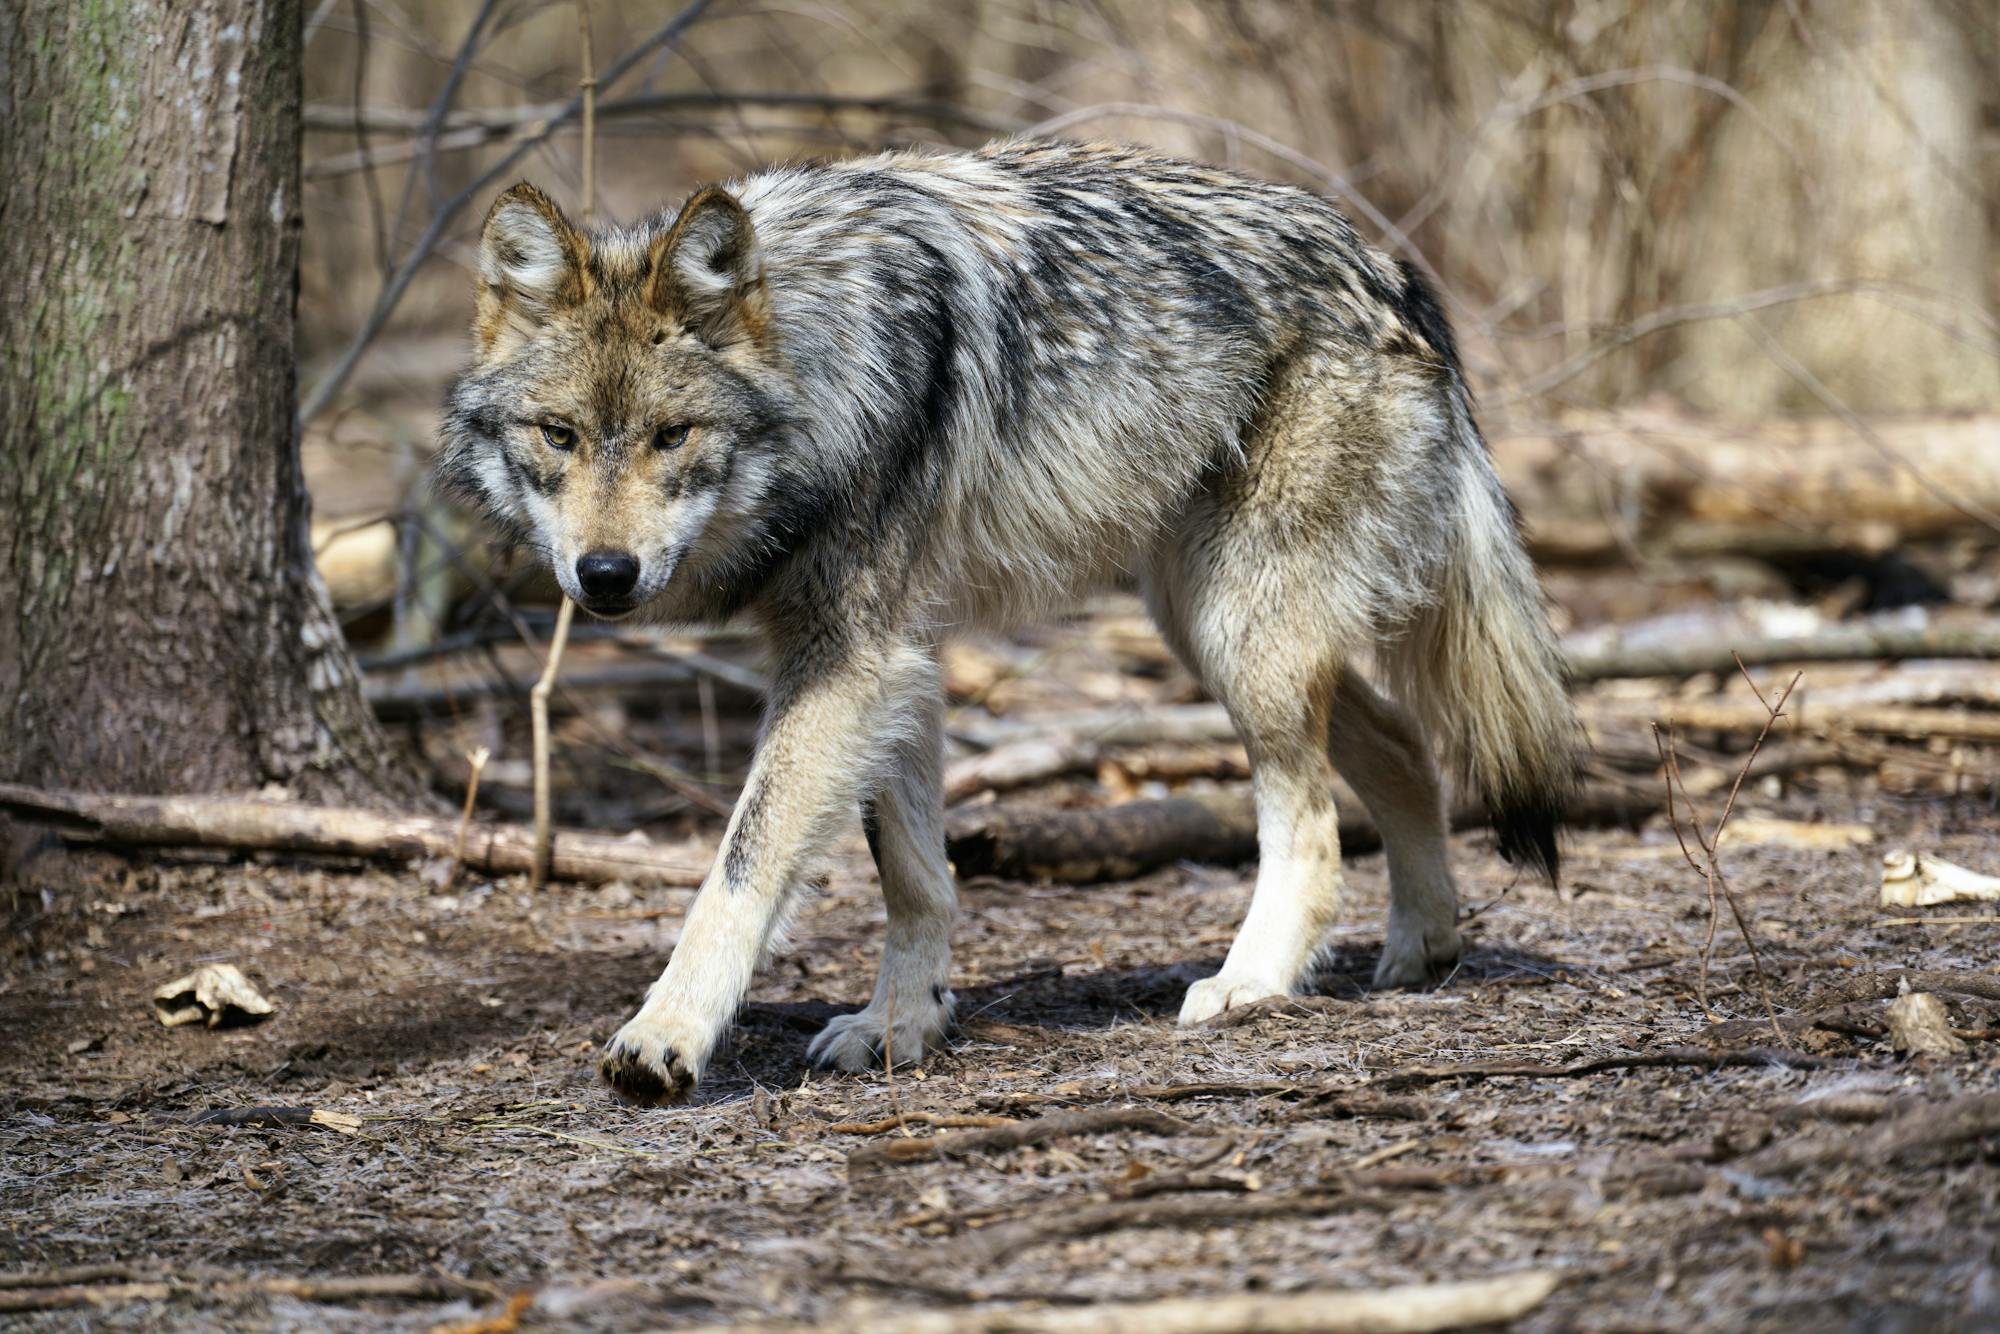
left=824, top=1112, right=1017, bottom=1135
left=0, top=1264, right=139, bottom=1290
left=946, top=1189, right=1390, bottom=1269
left=846, top=1106, right=1190, bottom=1170
left=1735, top=1092, right=2000, bottom=1177
left=944, top=734, right=1102, bottom=804
left=1619, top=701, right=2000, bottom=743
left=0, top=1272, right=483, bottom=1314
left=729, top=1271, right=1558, bottom=1334
left=1807, top=969, right=2000, bottom=1009
left=942, top=738, right=1249, bottom=805
left=1566, top=621, right=2000, bottom=682
left=0, top=785, right=708, bottom=887
left=1372, top=1044, right=1825, bottom=1092
left=1196, top=995, right=1349, bottom=1030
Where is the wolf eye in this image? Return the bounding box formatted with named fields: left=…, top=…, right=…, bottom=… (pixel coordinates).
left=539, top=423, right=576, bottom=450
left=653, top=424, right=691, bottom=451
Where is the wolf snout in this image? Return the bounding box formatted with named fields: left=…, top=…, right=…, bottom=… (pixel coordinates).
left=576, top=550, right=640, bottom=607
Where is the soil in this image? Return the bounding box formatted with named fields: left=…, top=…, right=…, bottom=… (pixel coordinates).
left=4, top=604, right=1999, bottom=1332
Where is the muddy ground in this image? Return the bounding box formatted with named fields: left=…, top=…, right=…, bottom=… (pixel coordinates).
left=4, top=597, right=2000, bottom=1332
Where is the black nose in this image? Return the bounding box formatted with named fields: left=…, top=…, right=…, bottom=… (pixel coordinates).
left=576, top=551, right=639, bottom=602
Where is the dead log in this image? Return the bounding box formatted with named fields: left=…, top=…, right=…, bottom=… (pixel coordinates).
left=0, top=784, right=707, bottom=887
left=1491, top=411, right=2000, bottom=548
left=944, top=781, right=1659, bottom=883
left=4, top=775, right=1658, bottom=889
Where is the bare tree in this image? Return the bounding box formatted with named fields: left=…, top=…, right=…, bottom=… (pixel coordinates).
left=0, top=0, right=415, bottom=803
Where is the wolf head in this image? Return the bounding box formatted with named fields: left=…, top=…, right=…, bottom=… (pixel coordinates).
left=436, top=182, right=788, bottom=619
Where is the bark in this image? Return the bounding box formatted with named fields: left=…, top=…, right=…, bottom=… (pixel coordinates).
left=0, top=1, right=416, bottom=803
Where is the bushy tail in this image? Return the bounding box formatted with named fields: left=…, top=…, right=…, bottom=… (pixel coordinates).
left=1390, top=395, right=1576, bottom=883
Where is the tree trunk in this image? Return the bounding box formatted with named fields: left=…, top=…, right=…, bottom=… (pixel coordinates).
left=0, top=1, right=417, bottom=804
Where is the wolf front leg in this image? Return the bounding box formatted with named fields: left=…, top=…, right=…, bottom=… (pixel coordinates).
left=808, top=652, right=957, bottom=1071
left=599, top=637, right=924, bottom=1105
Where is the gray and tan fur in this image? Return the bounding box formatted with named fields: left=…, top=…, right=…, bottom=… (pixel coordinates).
left=436, top=140, right=1576, bottom=1104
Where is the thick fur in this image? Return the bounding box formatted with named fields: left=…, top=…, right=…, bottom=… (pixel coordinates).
left=435, top=140, right=1578, bottom=1104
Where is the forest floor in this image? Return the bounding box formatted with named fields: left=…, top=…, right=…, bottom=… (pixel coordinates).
left=5, top=577, right=2000, bottom=1331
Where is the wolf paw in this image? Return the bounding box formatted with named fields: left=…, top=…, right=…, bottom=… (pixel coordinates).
left=1177, top=974, right=1291, bottom=1026
left=1373, top=919, right=1461, bottom=990
left=599, top=1018, right=701, bottom=1105
left=807, top=992, right=954, bottom=1073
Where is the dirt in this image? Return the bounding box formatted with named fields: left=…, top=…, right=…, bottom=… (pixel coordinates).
left=4, top=611, right=2000, bottom=1331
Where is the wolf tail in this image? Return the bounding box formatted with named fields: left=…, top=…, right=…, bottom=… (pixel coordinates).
left=1388, top=388, right=1576, bottom=884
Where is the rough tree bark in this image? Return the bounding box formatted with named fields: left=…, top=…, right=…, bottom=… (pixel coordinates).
left=0, top=2, right=417, bottom=804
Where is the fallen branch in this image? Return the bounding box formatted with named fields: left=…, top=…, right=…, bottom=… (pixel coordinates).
left=1806, top=969, right=2000, bottom=1009
left=1567, top=621, right=2000, bottom=682
left=0, top=785, right=707, bottom=887
left=726, top=1272, right=1558, bottom=1334
left=0, top=1272, right=485, bottom=1314
left=1628, top=700, right=2000, bottom=744
left=2, top=772, right=1659, bottom=890
left=846, top=1106, right=1189, bottom=1170
left=1372, top=1044, right=1825, bottom=1092
left=943, top=735, right=1102, bottom=804
left=0, top=1265, right=139, bottom=1290
left=945, top=1189, right=1389, bottom=1269
left=824, top=1112, right=1016, bottom=1135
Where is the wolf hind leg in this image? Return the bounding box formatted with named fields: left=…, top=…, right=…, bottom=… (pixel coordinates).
left=1146, top=529, right=1359, bottom=1026
left=1327, top=669, right=1461, bottom=987
left=807, top=652, right=957, bottom=1072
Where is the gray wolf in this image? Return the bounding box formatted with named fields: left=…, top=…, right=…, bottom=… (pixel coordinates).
left=436, top=140, right=1576, bottom=1104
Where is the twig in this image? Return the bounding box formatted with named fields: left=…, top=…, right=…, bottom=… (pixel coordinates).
left=846, top=1107, right=1191, bottom=1170
left=1652, top=663, right=1800, bottom=1042
left=1196, top=995, right=1348, bottom=1030
left=529, top=599, right=576, bottom=891
left=825, top=1112, right=1017, bottom=1135
left=1371, top=1044, right=1825, bottom=1093
left=576, top=1, right=597, bottom=224
left=446, top=746, right=491, bottom=889
left=302, top=90, right=1018, bottom=137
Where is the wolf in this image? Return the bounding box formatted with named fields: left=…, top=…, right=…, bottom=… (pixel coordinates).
left=435, top=139, right=1576, bottom=1105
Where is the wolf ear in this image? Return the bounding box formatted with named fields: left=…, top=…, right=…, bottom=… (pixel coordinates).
left=647, top=187, right=768, bottom=347
left=476, top=183, right=587, bottom=349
